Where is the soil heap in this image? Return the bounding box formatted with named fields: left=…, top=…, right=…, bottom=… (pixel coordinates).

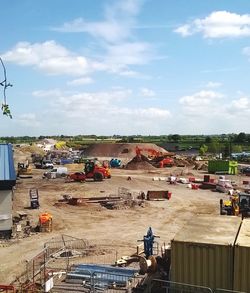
left=83, top=143, right=168, bottom=159
left=126, top=154, right=156, bottom=170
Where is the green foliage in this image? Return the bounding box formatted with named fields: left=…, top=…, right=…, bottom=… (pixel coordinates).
left=232, top=145, right=243, bottom=153
left=168, top=134, right=181, bottom=142
left=1, top=103, right=12, bottom=118
left=208, top=138, right=221, bottom=154
left=199, top=144, right=208, bottom=155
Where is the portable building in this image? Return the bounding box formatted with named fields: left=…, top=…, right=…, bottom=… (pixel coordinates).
left=0, top=144, right=16, bottom=238
left=234, top=218, right=250, bottom=292
left=208, top=160, right=238, bottom=175
left=171, top=215, right=241, bottom=291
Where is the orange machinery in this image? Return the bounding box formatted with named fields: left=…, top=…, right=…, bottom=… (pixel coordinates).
left=135, top=146, right=174, bottom=167
left=39, top=213, right=52, bottom=232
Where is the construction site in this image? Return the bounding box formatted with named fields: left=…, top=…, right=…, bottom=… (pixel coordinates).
left=1, top=141, right=250, bottom=293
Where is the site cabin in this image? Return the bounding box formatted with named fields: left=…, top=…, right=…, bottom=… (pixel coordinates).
left=0, top=144, right=16, bottom=239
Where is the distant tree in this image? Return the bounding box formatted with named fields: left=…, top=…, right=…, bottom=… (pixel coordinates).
left=235, top=132, right=247, bottom=143
left=232, top=145, right=243, bottom=153
left=205, top=136, right=212, bottom=143
left=223, top=142, right=231, bottom=158
left=199, top=144, right=208, bottom=156
left=169, top=134, right=181, bottom=142
left=208, top=138, right=221, bottom=154
left=128, top=136, right=135, bottom=143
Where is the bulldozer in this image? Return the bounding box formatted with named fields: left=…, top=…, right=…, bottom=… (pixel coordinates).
left=17, top=161, right=32, bottom=176
left=220, top=192, right=250, bottom=218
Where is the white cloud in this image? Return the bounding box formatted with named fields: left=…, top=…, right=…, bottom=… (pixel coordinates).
left=67, top=77, right=93, bottom=86
left=175, top=11, right=250, bottom=38
left=205, top=81, right=222, bottom=88
left=32, top=89, right=63, bottom=97
left=2, top=41, right=90, bottom=76
left=53, top=18, right=130, bottom=43
left=52, top=0, right=143, bottom=43
left=242, top=47, right=250, bottom=60
left=228, top=97, right=250, bottom=112
left=105, top=42, right=152, bottom=70
left=32, top=87, right=171, bottom=134
left=179, top=90, right=223, bottom=107
left=140, top=87, right=155, bottom=97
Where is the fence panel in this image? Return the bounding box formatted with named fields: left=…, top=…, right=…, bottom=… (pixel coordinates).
left=149, top=279, right=213, bottom=293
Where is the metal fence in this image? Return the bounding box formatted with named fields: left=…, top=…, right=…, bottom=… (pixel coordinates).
left=148, top=279, right=213, bottom=293
left=57, top=269, right=142, bottom=293
left=215, top=289, right=247, bottom=293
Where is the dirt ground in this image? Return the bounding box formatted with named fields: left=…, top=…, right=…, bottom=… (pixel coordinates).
left=0, top=156, right=249, bottom=283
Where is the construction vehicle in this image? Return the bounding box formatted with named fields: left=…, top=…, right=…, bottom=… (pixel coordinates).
left=158, top=157, right=174, bottom=168
left=43, top=167, right=68, bottom=179
left=136, top=146, right=164, bottom=159
left=34, top=159, right=54, bottom=169
left=135, top=146, right=174, bottom=167
left=220, top=192, right=250, bottom=218
left=17, top=161, right=32, bottom=176
left=29, top=188, right=39, bottom=209
left=39, top=213, right=52, bottom=232
left=84, top=160, right=111, bottom=181
left=68, top=161, right=111, bottom=182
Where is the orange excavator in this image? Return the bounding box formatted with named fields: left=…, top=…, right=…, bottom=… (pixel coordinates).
left=135, top=146, right=164, bottom=159
left=135, top=146, right=174, bottom=167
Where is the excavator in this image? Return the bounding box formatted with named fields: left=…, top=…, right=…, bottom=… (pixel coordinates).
left=135, top=146, right=174, bottom=167
left=220, top=192, right=250, bottom=218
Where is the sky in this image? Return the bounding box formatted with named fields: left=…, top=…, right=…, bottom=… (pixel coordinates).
left=0, top=0, right=250, bottom=136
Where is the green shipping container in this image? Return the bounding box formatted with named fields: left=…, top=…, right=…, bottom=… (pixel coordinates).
left=208, top=160, right=238, bottom=175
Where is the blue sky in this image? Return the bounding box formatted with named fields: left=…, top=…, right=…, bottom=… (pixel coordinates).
left=0, top=0, right=250, bottom=136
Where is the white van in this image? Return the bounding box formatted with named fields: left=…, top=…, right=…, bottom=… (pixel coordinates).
left=43, top=167, right=68, bottom=179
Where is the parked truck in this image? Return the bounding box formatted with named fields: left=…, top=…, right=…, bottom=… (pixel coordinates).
left=43, top=167, right=68, bottom=179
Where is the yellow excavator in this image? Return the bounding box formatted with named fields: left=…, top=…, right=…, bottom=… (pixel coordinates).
left=17, top=160, right=32, bottom=176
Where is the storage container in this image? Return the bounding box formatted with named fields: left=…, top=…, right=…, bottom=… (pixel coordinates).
left=208, top=160, right=238, bottom=175
left=171, top=215, right=241, bottom=290
left=234, top=218, right=250, bottom=292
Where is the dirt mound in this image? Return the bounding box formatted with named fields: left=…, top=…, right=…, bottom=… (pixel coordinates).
left=126, top=154, right=156, bottom=170
left=83, top=143, right=169, bottom=159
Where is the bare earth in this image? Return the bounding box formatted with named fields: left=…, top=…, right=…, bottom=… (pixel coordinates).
left=0, top=162, right=247, bottom=283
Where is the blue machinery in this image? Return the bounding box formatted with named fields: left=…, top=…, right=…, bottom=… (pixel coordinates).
left=139, top=227, right=159, bottom=258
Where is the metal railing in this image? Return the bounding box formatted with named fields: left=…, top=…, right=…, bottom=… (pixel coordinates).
left=214, top=289, right=247, bottom=293
left=64, top=268, right=142, bottom=293
left=148, top=279, right=213, bottom=293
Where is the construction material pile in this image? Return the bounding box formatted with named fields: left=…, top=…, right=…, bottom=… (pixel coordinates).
left=126, top=155, right=156, bottom=170
left=83, top=143, right=168, bottom=159
left=58, top=187, right=146, bottom=210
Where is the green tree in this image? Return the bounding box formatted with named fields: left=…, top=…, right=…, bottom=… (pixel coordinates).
left=236, top=132, right=246, bottom=143
left=208, top=138, right=221, bottom=154
left=199, top=144, right=208, bottom=156
left=232, top=145, right=243, bottom=153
